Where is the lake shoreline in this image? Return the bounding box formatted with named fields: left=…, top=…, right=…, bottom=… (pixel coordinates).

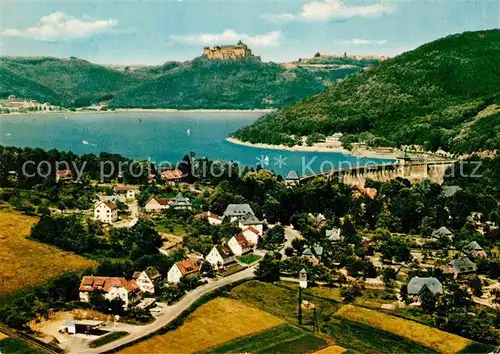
left=225, top=137, right=400, bottom=160
left=1, top=108, right=275, bottom=117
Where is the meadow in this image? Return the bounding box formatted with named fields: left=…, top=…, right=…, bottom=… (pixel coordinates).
left=0, top=211, right=96, bottom=295
left=118, top=298, right=284, bottom=354
left=335, top=305, right=472, bottom=354
left=0, top=337, right=44, bottom=354
left=201, top=324, right=329, bottom=354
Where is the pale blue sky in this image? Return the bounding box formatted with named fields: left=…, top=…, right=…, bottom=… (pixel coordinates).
left=1, top=0, right=499, bottom=65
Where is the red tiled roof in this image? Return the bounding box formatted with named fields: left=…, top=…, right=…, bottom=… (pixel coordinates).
left=114, top=185, right=133, bottom=192
left=146, top=195, right=172, bottom=206
left=175, top=259, right=199, bottom=276
left=58, top=169, right=72, bottom=177
left=79, top=276, right=138, bottom=293
left=161, top=169, right=184, bottom=180
left=196, top=211, right=222, bottom=220
left=235, top=234, right=253, bottom=248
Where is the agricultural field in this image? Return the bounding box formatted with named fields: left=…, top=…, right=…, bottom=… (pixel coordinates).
left=119, top=298, right=284, bottom=354
left=335, top=305, right=472, bottom=354
left=0, top=211, right=97, bottom=295
left=313, top=345, right=348, bottom=354
left=0, top=337, right=44, bottom=354
left=202, top=324, right=329, bottom=354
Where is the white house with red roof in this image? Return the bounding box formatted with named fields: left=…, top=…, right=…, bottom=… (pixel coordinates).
left=195, top=211, right=223, bottom=225
left=113, top=185, right=137, bottom=199
left=241, top=226, right=260, bottom=245
left=206, top=245, right=235, bottom=268
left=144, top=195, right=172, bottom=213
left=228, top=234, right=255, bottom=256
left=238, top=213, right=263, bottom=235
left=94, top=201, right=118, bottom=224
left=56, top=169, right=73, bottom=183
left=79, top=276, right=140, bottom=309
left=167, top=258, right=200, bottom=283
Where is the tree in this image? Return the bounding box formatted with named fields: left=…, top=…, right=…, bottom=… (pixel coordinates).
left=420, top=289, right=437, bottom=314
left=255, top=254, right=280, bottom=282
left=467, top=276, right=483, bottom=297
left=382, top=267, right=397, bottom=288
left=400, top=284, right=410, bottom=304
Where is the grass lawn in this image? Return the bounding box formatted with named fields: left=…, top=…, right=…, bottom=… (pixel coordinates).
left=89, top=331, right=129, bottom=348
left=0, top=211, right=97, bottom=296
left=0, top=338, right=44, bottom=354
left=118, top=298, right=284, bottom=354
left=201, top=324, right=329, bottom=354
left=335, top=305, right=472, bottom=354
left=237, top=254, right=262, bottom=264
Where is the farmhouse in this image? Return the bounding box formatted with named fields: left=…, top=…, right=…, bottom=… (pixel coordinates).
left=228, top=234, right=254, bottom=256
left=114, top=185, right=137, bottom=199
left=171, top=193, right=192, bottom=210
left=223, top=204, right=255, bottom=221
left=463, top=241, right=487, bottom=258
left=407, top=277, right=443, bottom=302
left=195, top=211, right=223, bottom=225
left=432, top=226, right=454, bottom=240
left=79, top=276, right=140, bottom=309
left=161, top=169, right=184, bottom=184
left=94, top=200, right=118, bottom=224
left=167, top=259, right=200, bottom=283
left=144, top=195, right=171, bottom=213
left=132, top=267, right=162, bottom=294
left=447, top=258, right=477, bottom=278
left=238, top=213, right=263, bottom=235
left=56, top=169, right=73, bottom=183
left=60, top=320, right=104, bottom=335
left=206, top=245, right=236, bottom=268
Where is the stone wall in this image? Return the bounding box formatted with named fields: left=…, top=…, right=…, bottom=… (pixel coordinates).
left=203, top=42, right=252, bottom=60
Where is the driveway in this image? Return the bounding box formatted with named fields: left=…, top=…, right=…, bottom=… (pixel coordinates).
left=280, top=226, right=302, bottom=258
left=76, top=266, right=257, bottom=354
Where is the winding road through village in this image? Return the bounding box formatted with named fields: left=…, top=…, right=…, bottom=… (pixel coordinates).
left=77, top=266, right=257, bottom=354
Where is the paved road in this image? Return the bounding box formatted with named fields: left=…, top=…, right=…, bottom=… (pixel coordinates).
left=77, top=266, right=257, bottom=354
left=280, top=226, right=302, bottom=258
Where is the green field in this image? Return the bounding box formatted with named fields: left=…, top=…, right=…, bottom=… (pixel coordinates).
left=201, top=324, right=328, bottom=354
left=0, top=338, right=45, bottom=354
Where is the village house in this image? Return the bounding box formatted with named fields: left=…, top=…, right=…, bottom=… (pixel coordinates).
left=132, top=267, right=162, bottom=294
left=206, top=245, right=236, bottom=268
left=195, top=211, right=223, bottom=225
left=316, top=213, right=327, bottom=231
left=161, top=169, right=184, bottom=185
left=407, top=277, right=443, bottom=303
left=144, top=195, right=172, bottom=213
left=79, top=276, right=140, bottom=309
left=432, top=226, right=454, bottom=240
left=56, top=169, right=73, bottom=183
left=223, top=204, right=255, bottom=222
left=241, top=226, right=260, bottom=245
left=167, top=259, right=200, bottom=283
left=94, top=200, right=118, bottom=224
left=285, top=170, right=300, bottom=187
left=114, top=185, right=137, bottom=200
left=351, top=184, right=377, bottom=200
left=228, top=234, right=255, bottom=256
left=325, top=133, right=343, bottom=147
left=447, top=258, right=477, bottom=278
left=238, top=213, right=263, bottom=235
left=326, top=228, right=342, bottom=243
left=463, top=241, right=487, bottom=259
left=171, top=193, right=192, bottom=210
left=301, top=246, right=324, bottom=266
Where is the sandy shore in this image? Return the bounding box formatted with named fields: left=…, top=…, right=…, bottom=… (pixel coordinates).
left=226, top=137, right=400, bottom=159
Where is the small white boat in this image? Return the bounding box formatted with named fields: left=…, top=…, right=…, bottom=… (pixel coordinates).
left=263, top=156, right=270, bottom=165
left=82, top=140, right=89, bottom=145
left=187, top=129, right=191, bottom=136
left=5, top=133, right=11, bottom=136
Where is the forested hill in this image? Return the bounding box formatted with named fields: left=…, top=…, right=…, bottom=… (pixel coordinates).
left=0, top=55, right=375, bottom=110
left=108, top=57, right=326, bottom=109
left=232, top=30, right=500, bottom=154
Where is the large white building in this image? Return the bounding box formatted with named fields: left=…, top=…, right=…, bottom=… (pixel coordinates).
left=94, top=201, right=118, bottom=224
left=79, top=276, right=139, bottom=309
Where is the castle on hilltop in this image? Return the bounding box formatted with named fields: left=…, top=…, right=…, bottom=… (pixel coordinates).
left=203, top=41, right=253, bottom=60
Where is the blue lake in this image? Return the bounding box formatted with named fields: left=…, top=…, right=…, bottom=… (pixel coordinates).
left=0, top=111, right=393, bottom=176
